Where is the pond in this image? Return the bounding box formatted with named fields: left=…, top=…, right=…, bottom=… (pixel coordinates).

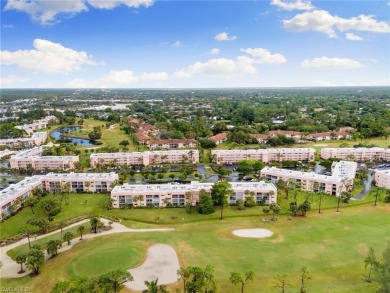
left=50, top=126, right=95, bottom=146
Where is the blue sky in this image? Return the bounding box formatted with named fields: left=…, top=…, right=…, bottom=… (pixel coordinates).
left=1, top=0, right=389, bottom=88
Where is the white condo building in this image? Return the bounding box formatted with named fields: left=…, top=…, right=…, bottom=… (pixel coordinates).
left=211, top=148, right=315, bottom=164
left=0, top=172, right=118, bottom=219
left=0, top=132, right=48, bottom=149
left=90, top=150, right=199, bottom=167
left=260, top=161, right=357, bottom=196
left=111, top=181, right=277, bottom=208
left=374, top=169, right=390, bottom=189
left=14, top=115, right=58, bottom=135
left=9, top=146, right=79, bottom=171
left=321, top=148, right=390, bottom=161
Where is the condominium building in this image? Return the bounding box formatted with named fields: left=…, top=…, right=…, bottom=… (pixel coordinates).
left=0, top=176, right=43, bottom=219
left=0, top=149, right=16, bottom=160
left=41, top=172, right=118, bottom=193
left=0, top=172, right=118, bottom=219
left=321, top=147, right=389, bottom=161
left=374, top=169, right=390, bottom=189
left=14, top=115, right=58, bottom=135
left=0, top=132, right=48, bottom=149
left=9, top=146, right=79, bottom=171
left=211, top=148, right=315, bottom=164
left=90, top=150, right=199, bottom=168
left=260, top=161, right=357, bottom=196
left=148, top=139, right=198, bottom=150
left=111, top=181, right=277, bottom=208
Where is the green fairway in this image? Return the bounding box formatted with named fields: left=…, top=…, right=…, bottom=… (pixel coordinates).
left=64, top=238, right=144, bottom=278
left=2, top=185, right=386, bottom=242
left=295, top=137, right=390, bottom=150
left=1, top=203, right=388, bottom=292
left=214, top=137, right=390, bottom=151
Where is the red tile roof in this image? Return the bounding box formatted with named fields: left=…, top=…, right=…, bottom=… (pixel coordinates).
left=208, top=132, right=228, bottom=142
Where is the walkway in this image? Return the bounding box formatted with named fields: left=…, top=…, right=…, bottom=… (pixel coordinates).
left=0, top=219, right=174, bottom=278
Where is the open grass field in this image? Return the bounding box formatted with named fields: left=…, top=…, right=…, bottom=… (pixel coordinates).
left=296, top=137, right=390, bottom=151
left=1, top=194, right=107, bottom=241
left=214, top=137, right=390, bottom=151
left=1, top=203, right=388, bottom=292
left=48, top=119, right=137, bottom=150
left=2, top=186, right=387, bottom=241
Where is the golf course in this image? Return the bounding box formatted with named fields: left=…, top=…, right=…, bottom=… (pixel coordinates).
left=1, top=194, right=388, bottom=292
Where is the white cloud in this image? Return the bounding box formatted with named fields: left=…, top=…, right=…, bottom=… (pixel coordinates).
left=174, top=56, right=256, bottom=78
left=140, top=72, right=168, bottom=81
left=283, top=10, right=339, bottom=37
left=4, top=0, right=88, bottom=25
left=240, top=48, right=287, bottom=64
left=345, top=32, right=363, bottom=41
left=4, top=0, right=153, bottom=25
left=214, top=32, right=237, bottom=41
left=301, top=57, right=362, bottom=69
left=271, top=0, right=314, bottom=11
left=97, top=70, right=138, bottom=87
left=2, top=24, right=14, bottom=28
left=87, top=0, right=153, bottom=9
left=66, top=69, right=168, bottom=88
left=0, top=39, right=97, bottom=74
left=0, top=74, right=28, bottom=86
left=209, top=48, right=220, bottom=55
left=171, top=41, right=182, bottom=48
left=283, top=10, right=390, bottom=38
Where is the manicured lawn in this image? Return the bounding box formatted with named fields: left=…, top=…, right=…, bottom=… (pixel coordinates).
left=2, top=184, right=384, bottom=240
left=214, top=137, right=390, bottom=151
left=7, top=223, right=89, bottom=259
left=1, top=203, right=388, bottom=292
left=79, top=119, right=136, bottom=150
left=1, top=194, right=107, bottom=241
left=49, top=119, right=137, bottom=151
left=295, top=137, right=390, bottom=150
left=64, top=238, right=144, bottom=278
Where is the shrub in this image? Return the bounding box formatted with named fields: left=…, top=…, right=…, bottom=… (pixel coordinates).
left=244, top=196, right=256, bottom=207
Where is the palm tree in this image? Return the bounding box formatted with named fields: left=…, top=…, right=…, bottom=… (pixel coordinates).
left=16, top=253, right=27, bottom=274
left=143, top=278, right=168, bottom=293
left=90, top=215, right=101, bottom=234
left=364, top=247, right=377, bottom=282
left=144, top=279, right=158, bottom=293
left=104, top=269, right=134, bottom=293
left=269, top=202, right=281, bottom=221
left=59, top=221, right=66, bottom=239
left=317, top=192, right=325, bottom=214
left=230, top=271, right=255, bottom=293
left=177, top=267, right=191, bottom=293
left=59, top=182, right=70, bottom=211
left=63, top=231, right=73, bottom=245
left=77, top=225, right=85, bottom=240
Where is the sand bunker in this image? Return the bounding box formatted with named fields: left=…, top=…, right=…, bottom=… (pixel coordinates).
left=125, top=244, right=180, bottom=291
left=233, top=229, right=273, bottom=238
